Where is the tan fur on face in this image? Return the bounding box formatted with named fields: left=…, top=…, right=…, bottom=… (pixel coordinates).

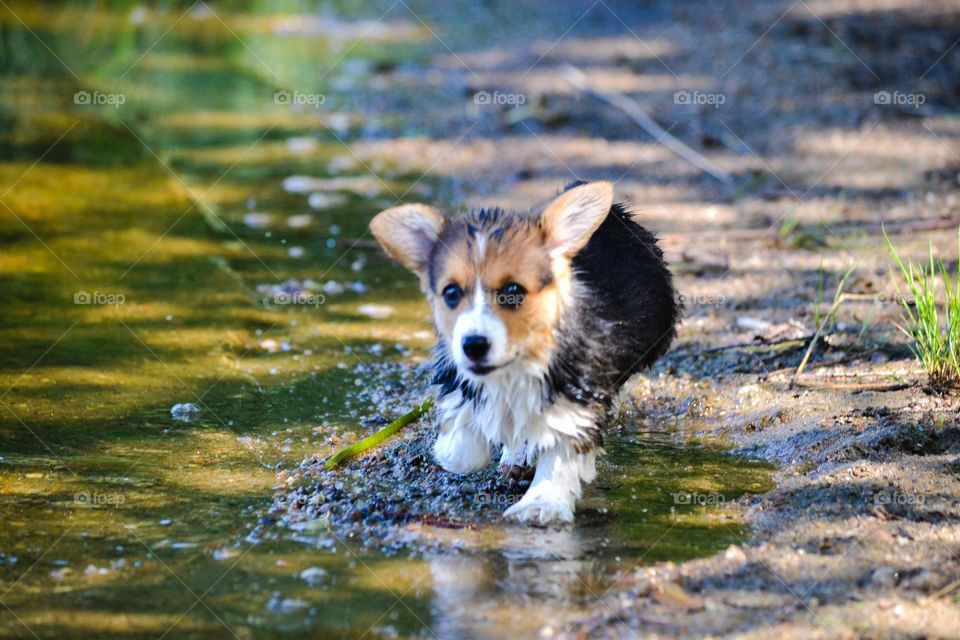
left=431, top=220, right=568, bottom=367
left=370, top=181, right=614, bottom=370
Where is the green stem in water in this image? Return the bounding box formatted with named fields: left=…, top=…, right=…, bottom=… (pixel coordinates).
left=323, top=399, right=434, bottom=470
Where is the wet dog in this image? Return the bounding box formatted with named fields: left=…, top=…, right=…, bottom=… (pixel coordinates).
left=370, top=181, right=679, bottom=525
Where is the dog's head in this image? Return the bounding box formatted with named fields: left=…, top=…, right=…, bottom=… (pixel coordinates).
left=370, top=181, right=613, bottom=378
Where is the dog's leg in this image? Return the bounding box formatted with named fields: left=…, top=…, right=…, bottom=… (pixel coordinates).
left=503, top=442, right=597, bottom=525
left=498, top=442, right=534, bottom=480
left=433, top=420, right=491, bottom=474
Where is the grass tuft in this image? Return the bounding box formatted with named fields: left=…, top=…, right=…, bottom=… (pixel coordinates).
left=885, top=229, right=960, bottom=388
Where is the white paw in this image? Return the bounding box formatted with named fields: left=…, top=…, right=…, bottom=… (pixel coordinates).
left=433, top=426, right=490, bottom=475
left=498, top=442, right=530, bottom=467
left=503, top=485, right=575, bottom=526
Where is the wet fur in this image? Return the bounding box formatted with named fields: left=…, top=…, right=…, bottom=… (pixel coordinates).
left=371, top=181, right=679, bottom=524
left=433, top=182, right=678, bottom=448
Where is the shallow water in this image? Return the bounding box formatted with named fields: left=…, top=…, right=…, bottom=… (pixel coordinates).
left=0, top=3, right=772, bottom=638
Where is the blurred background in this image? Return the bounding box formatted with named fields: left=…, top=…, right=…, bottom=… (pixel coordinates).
left=0, top=1, right=958, bottom=638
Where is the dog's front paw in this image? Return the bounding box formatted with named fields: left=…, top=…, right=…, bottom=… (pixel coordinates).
left=503, top=485, right=575, bottom=526
left=433, top=425, right=490, bottom=475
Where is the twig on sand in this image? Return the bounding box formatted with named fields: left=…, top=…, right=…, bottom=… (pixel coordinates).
left=324, top=399, right=434, bottom=470
left=790, top=294, right=847, bottom=389
left=559, top=64, right=734, bottom=186
left=790, top=379, right=911, bottom=392
left=688, top=336, right=812, bottom=355
left=931, top=577, right=960, bottom=600
left=790, top=265, right=859, bottom=389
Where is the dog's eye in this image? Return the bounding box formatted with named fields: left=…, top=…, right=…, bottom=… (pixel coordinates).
left=496, top=282, right=526, bottom=309
left=442, top=284, right=463, bottom=308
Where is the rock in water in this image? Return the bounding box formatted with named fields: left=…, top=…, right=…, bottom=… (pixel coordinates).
left=170, top=403, right=201, bottom=422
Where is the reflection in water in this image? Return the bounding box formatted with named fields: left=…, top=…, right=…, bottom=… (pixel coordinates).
left=430, top=527, right=603, bottom=639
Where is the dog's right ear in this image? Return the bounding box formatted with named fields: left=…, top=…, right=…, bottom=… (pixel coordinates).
left=369, top=203, right=445, bottom=275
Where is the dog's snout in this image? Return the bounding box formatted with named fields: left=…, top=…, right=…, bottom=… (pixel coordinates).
left=461, top=335, right=490, bottom=361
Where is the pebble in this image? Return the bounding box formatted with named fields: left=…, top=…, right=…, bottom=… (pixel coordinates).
left=723, top=545, right=747, bottom=564
left=285, top=137, right=317, bottom=154
left=299, top=567, right=328, bottom=586
left=322, top=281, right=345, bottom=295
left=267, top=594, right=309, bottom=613
left=870, top=566, right=898, bottom=589
left=170, top=403, right=201, bottom=422
left=242, top=213, right=274, bottom=229
left=308, top=192, right=347, bottom=210
left=213, top=548, right=239, bottom=561
left=357, top=304, right=392, bottom=319
left=286, top=214, right=312, bottom=229
left=907, top=569, right=940, bottom=591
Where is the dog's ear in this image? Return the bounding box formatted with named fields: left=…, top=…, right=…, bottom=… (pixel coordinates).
left=370, top=203, right=445, bottom=275
left=540, top=181, right=613, bottom=258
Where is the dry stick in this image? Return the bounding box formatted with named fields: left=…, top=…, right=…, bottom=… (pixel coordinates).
left=559, top=64, right=734, bottom=186
left=698, top=336, right=811, bottom=355
left=324, top=399, right=434, bottom=470
left=932, top=577, right=960, bottom=600
left=790, top=294, right=848, bottom=389
left=791, top=380, right=911, bottom=392
left=657, top=215, right=960, bottom=248
left=858, top=215, right=960, bottom=236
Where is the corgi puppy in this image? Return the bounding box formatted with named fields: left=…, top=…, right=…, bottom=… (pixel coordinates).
left=370, top=181, right=679, bottom=525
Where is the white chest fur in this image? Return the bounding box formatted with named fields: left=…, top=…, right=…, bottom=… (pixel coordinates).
left=434, top=359, right=598, bottom=470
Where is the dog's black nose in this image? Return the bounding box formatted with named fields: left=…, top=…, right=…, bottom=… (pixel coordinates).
left=462, top=335, right=490, bottom=361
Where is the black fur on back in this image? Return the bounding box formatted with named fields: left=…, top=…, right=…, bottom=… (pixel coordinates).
left=547, top=181, right=680, bottom=409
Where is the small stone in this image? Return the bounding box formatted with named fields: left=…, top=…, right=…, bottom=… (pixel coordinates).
left=871, top=566, right=898, bottom=589
left=267, top=593, right=309, bottom=613
left=242, top=213, right=274, bottom=228
left=724, top=544, right=747, bottom=564
left=300, top=567, right=328, bottom=586
left=322, top=281, right=345, bottom=295
left=907, top=569, right=941, bottom=591
left=285, top=137, right=317, bottom=154
left=308, top=192, right=347, bottom=210
left=286, top=214, right=312, bottom=229
left=357, top=304, right=392, bottom=319
left=170, top=403, right=201, bottom=422
left=212, top=548, right=239, bottom=561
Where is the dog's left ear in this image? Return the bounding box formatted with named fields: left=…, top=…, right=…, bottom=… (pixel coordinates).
left=370, top=203, right=445, bottom=275
left=540, top=181, right=613, bottom=258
